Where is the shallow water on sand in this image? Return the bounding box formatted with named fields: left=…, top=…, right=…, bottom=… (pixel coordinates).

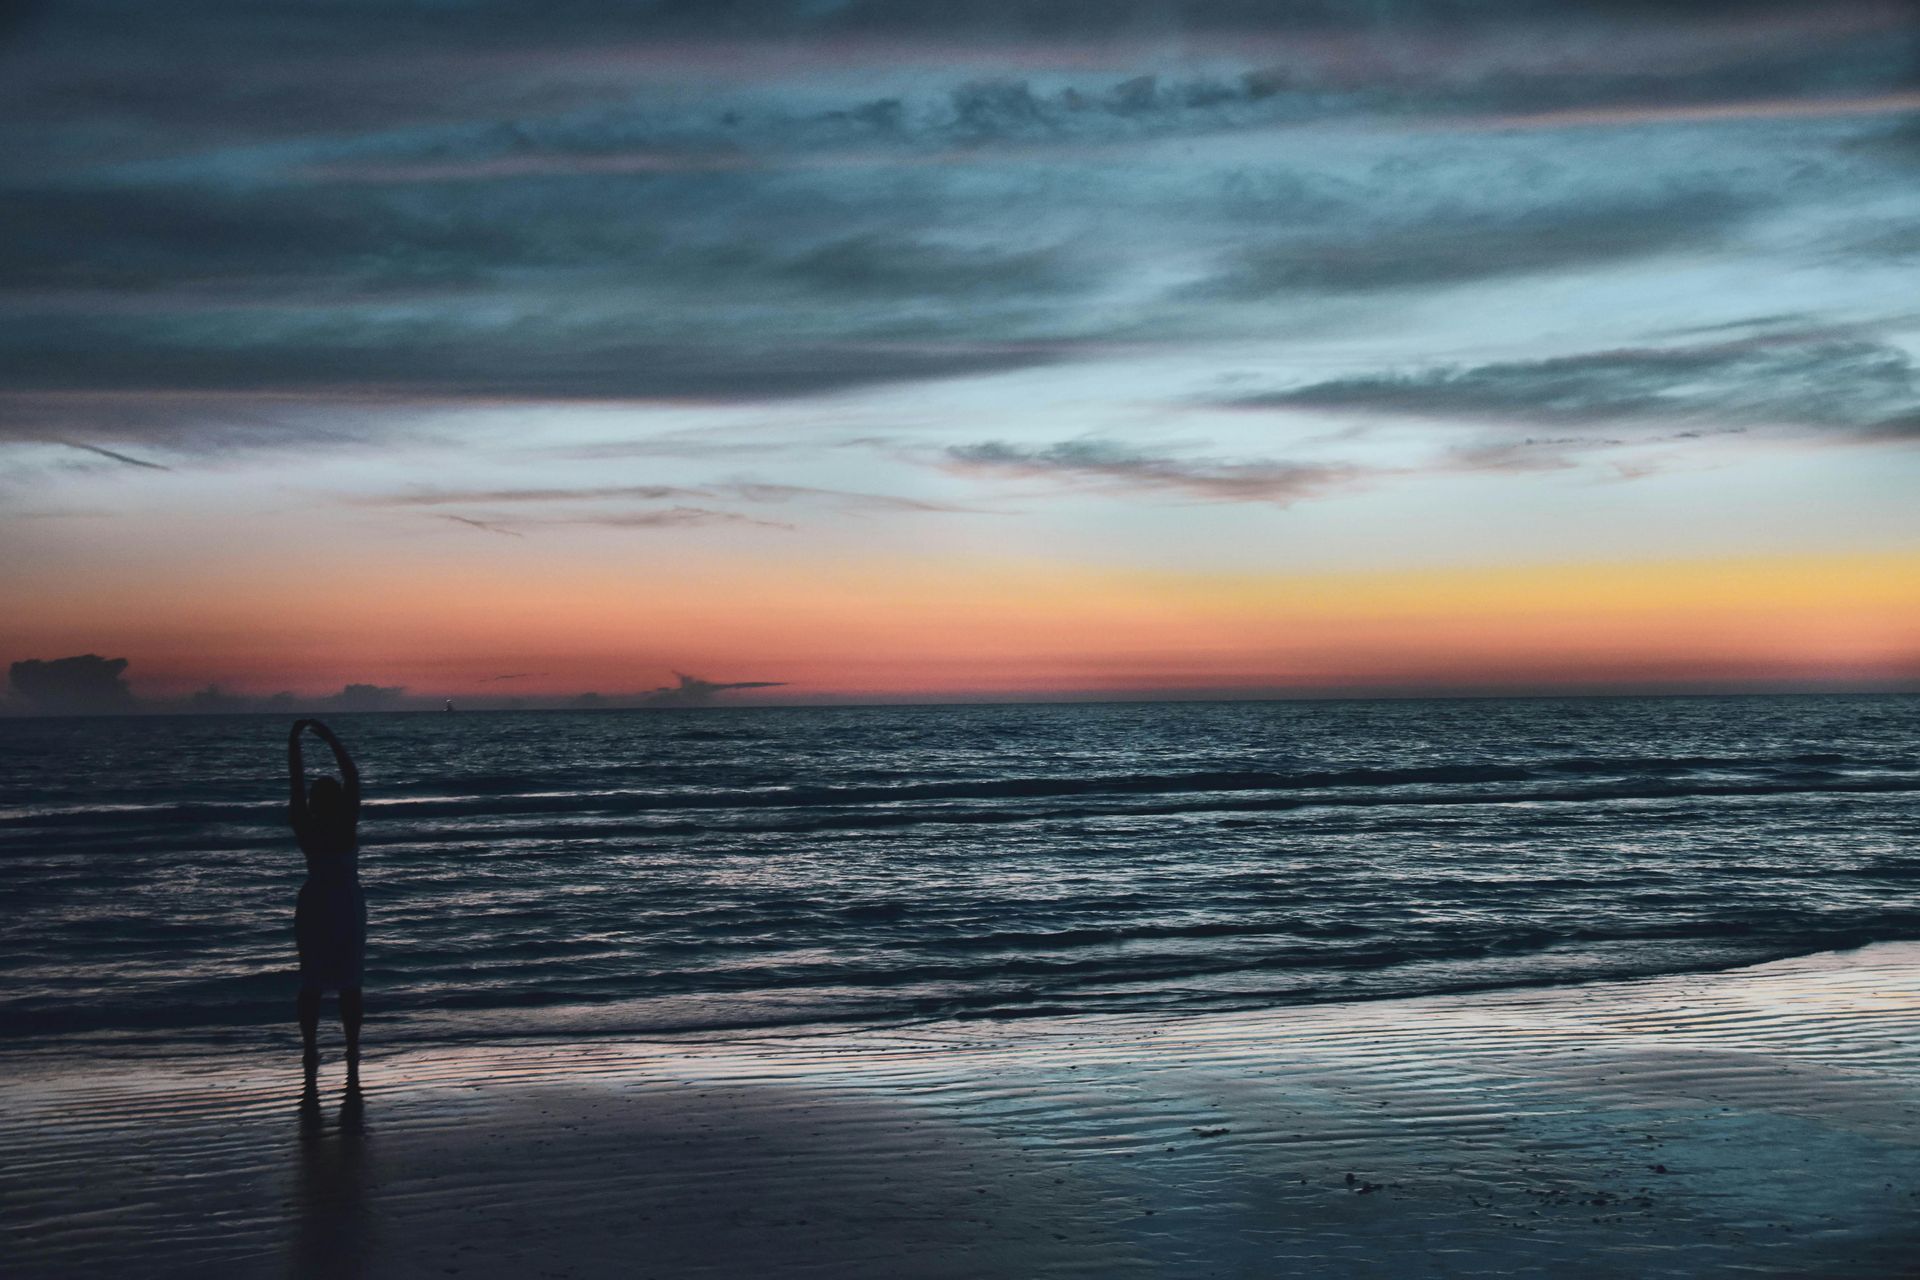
left=2, top=694, right=1917, bottom=1050
left=6, top=945, right=1920, bottom=1279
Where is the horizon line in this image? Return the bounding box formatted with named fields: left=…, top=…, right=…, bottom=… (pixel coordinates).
left=6, top=684, right=1918, bottom=720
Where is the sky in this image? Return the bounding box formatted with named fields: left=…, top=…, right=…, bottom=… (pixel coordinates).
left=3, top=0, right=1919, bottom=707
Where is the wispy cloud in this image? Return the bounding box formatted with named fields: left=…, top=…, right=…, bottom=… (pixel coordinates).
left=60, top=440, right=171, bottom=470
left=709, top=482, right=987, bottom=515
left=383, top=485, right=705, bottom=507
left=0, top=390, right=411, bottom=457
left=438, top=514, right=523, bottom=537
left=941, top=439, right=1365, bottom=505
left=372, top=480, right=983, bottom=520
left=567, top=507, right=794, bottom=532
left=1232, top=333, right=1920, bottom=440
left=430, top=505, right=793, bottom=535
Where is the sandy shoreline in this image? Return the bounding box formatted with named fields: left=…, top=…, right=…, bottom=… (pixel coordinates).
left=6, top=944, right=1920, bottom=1278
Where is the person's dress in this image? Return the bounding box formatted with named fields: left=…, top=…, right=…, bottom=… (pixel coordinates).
left=293, top=816, right=365, bottom=992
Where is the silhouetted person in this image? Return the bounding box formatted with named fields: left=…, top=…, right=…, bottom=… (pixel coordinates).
left=289, top=718, right=365, bottom=1083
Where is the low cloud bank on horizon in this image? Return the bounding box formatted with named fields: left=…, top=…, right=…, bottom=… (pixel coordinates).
left=2, top=656, right=789, bottom=717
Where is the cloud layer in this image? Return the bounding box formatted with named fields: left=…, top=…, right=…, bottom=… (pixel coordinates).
left=943, top=440, right=1362, bottom=504
left=4, top=0, right=1917, bottom=460
left=1242, top=332, right=1920, bottom=440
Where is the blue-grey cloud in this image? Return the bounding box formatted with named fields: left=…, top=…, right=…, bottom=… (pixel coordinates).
left=2, top=0, right=1916, bottom=460
left=0, top=314, right=1070, bottom=403
left=1234, top=333, right=1920, bottom=439
left=12, top=3, right=1911, bottom=165
left=1189, top=189, right=1754, bottom=297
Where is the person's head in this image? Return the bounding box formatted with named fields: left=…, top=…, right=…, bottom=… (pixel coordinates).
left=307, top=775, right=352, bottom=840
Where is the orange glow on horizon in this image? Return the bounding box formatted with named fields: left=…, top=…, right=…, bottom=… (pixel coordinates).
left=7, top=548, right=1915, bottom=701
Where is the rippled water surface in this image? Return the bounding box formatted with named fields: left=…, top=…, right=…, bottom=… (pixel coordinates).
left=3, top=695, right=1917, bottom=1051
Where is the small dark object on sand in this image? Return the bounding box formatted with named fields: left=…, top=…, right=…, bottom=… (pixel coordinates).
left=1192, top=1127, right=1230, bottom=1138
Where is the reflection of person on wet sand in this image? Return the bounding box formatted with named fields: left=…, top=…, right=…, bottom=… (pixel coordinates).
left=294, top=1074, right=370, bottom=1276
left=289, top=718, right=365, bottom=1084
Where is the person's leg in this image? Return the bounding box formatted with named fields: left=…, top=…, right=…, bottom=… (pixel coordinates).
left=298, top=987, right=321, bottom=1073
left=340, top=987, right=363, bottom=1079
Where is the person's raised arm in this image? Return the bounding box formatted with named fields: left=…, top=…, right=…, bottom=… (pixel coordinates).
left=307, top=719, right=360, bottom=809
left=288, top=719, right=311, bottom=818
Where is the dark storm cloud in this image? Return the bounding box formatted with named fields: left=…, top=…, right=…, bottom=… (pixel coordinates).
left=1235, top=333, right=1920, bottom=438
left=943, top=440, right=1363, bottom=504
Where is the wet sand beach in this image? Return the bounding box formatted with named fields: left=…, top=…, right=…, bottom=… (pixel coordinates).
left=6, top=943, right=1919, bottom=1278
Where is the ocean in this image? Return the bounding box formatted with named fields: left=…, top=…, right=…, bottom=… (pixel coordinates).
left=3, top=695, right=1917, bottom=1056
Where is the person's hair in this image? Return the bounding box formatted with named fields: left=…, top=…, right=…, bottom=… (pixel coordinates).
left=307, top=775, right=352, bottom=841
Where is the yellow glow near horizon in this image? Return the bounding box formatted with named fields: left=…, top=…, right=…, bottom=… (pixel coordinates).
left=8, top=548, right=1914, bottom=699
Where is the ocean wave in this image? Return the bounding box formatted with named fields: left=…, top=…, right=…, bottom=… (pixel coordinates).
left=9, top=913, right=1920, bottom=1046
left=5, top=696, right=1917, bottom=1053
left=6, top=754, right=1915, bottom=841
